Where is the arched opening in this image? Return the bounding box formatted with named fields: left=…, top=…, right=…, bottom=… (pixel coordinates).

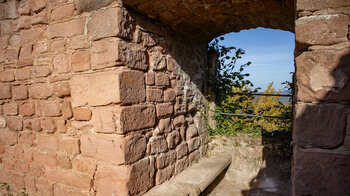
left=205, top=28, right=295, bottom=195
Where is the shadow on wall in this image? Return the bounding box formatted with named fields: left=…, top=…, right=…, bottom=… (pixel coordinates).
left=242, top=48, right=350, bottom=195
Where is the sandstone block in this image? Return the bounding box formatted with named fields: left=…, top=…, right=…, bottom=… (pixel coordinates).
left=175, top=156, right=189, bottom=175
left=176, top=142, right=188, bottom=160
left=158, top=117, right=172, bottom=133
left=18, top=44, right=34, bottom=66
left=70, top=70, right=145, bottom=106
left=295, top=103, right=346, bottom=148
left=18, top=132, right=35, bottom=146
left=73, top=108, right=91, bottom=121
left=13, top=85, right=28, bottom=100
left=6, top=116, right=23, bottom=131
left=46, top=167, right=92, bottom=190
left=71, top=50, right=90, bottom=72
left=29, top=83, right=53, bottom=99
left=51, top=39, right=66, bottom=52
left=33, top=65, right=51, bottom=78
left=128, top=157, right=155, bottom=195
left=173, top=115, right=186, bottom=127
left=62, top=101, right=73, bottom=119
left=38, top=135, right=59, bottom=151
left=59, top=137, right=80, bottom=154
left=72, top=156, right=97, bottom=175
left=87, top=7, right=132, bottom=41
left=92, top=106, right=117, bottom=133
left=295, top=49, right=350, bottom=102
left=3, top=102, right=18, bottom=115
left=297, top=0, right=350, bottom=11
left=50, top=3, right=75, bottom=22
left=155, top=72, right=170, bottom=86
left=43, top=103, right=61, bottom=117
left=24, top=118, right=41, bottom=132
left=48, top=18, right=85, bottom=38
left=150, top=49, right=166, bottom=71
left=156, top=102, right=174, bottom=117
left=0, top=70, right=14, bottom=82
left=0, top=128, right=18, bottom=145
left=80, top=134, right=146, bottom=164
left=75, top=0, right=114, bottom=11
left=19, top=102, right=35, bottom=116
left=0, top=84, right=11, bottom=99
left=53, top=54, right=70, bottom=74
left=53, top=184, right=88, bottom=196
left=94, top=164, right=129, bottom=196
left=0, top=117, right=6, bottom=128
left=146, top=87, right=163, bottom=102
left=91, top=38, right=147, bottom=70
left=41, top=118, right=57, bottom=133
left=167, top=131, right=181, bottom=149
left=20, top=27, right=46, bottom=44
left=15, top=67, right=32, bottom=81
left=30, top=0, right=47, bottom=12
left=156, top=165, right=174, bottom=185
left=187, top=137, right=200, bottom=152
left=35, top=42, right=48, bottom=54
left=186, top=124, right=198, bottom=140
left=33, top=151, right=57, bottom=167
left=53, top=82, right=70, bottom=98
left=294, top=150, right=350, bottom=195
left=164, top=88, right=176, bottom=102
left=296, top=14, right=349, bottom=45
left=117, top=105, right=155, bottom=133
left=0, top=35, right=9, bottom=50
left=57, top=154, right=72, bottom=169
left=145, top=72, right=155, bottom=85
left=148, top=136, right=168, bottom=154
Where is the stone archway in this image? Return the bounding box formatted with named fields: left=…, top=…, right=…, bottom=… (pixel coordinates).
left=0, top=0, right=349, bottom=195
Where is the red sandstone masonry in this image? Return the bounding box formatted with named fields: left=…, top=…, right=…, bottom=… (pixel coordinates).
left=0, top=1, right=208, bottom=195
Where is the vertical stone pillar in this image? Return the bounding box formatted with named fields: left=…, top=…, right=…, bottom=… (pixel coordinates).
left=294, top=0, right=350, bottom=195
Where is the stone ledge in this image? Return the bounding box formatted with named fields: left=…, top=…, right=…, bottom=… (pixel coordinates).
left=144, top=153, right=232, bottom=196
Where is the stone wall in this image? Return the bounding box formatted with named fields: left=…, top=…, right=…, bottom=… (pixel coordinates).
left=294, top=1, right=350, bottom=195
left=0, top=0, right=210, bottom=195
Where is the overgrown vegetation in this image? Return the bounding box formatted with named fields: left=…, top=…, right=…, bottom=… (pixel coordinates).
left=206, top=37, right=292, bottom=137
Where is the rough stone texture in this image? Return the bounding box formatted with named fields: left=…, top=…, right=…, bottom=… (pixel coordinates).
left=87, top=7, right=133, bottom=41
left=75, top=0, right=114, bottom=12
left=294, top=150, right=350, bottom=195
left=70, top=70, right=145, bottom=107
left=295, top=48, right=350, bottom=102
left=295, top=14, right=349, bottom=45
left=117, top=105, right=156, bottom=133
left=123, top=0, right=295, bottom=41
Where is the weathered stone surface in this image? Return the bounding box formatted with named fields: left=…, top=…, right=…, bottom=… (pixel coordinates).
left=75, top=0, right=114, bottom=12
left=92, top=106, right=117, bottom=133
left=80, top=134, right=146, bottom=164
left=50, top=4, right=75, bottom=22
left=0, top=84, right=11, bottom=99
left=158, top=117, right=172, bottom=133
left=295, top=103, right=346, bottom=148
left=146, top=87, right=163, bottom=102
left=88, top=7, right=132, bottom=41
left=70, top=70, right=145, bottom=106
left=94, top=164, right=129, bottom=196
left=59, top=137, right=80, bottom=155
left=6, top=116, right=23, bottom=131
left=128, top=157, right=155, bottom=195
left=12, top=85, right=28, bottom=100
left=73, top=108, right=91, bottom=121
left=148, top=136, right=168, bottom=154
left=91, top=38, right=147, bottom=70
left=295, top=49, right=350, bottom=102
left=117, top=105, right=155, bottom=133
left=72, top=156, right=97, bottom=175
left=296, top=14, right=349, bottom=45
left=48, top=18, right=85, bottom=38
left=123, top=0, right=294, bottom=41
left=294, top=150, right=350, bottom=195
left=19, top=102, right=35, bottom=116
left=71, top=50, right=90, bottom=72
left=46, top=167, right=92, bottom=190
left=53, top=54, right=70, bottom=74
left=156, top=165, right=175, bottom=185
left=297, top=0, right=350, bottom=11
left=3, top=102, right=18, bottom=115
left=29, top=83, right=53, bottom=99
left=156, top=103, right=174, bottom=117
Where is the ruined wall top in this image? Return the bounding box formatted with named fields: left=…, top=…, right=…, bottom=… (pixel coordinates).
left=122, top=0, right=295, bottom=41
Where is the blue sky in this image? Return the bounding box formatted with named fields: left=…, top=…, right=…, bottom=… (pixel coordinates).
left=215, top=27, right=295, bottom=91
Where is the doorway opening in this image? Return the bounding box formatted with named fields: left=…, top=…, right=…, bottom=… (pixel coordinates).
left=205, top=28, right=295, bottom=196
